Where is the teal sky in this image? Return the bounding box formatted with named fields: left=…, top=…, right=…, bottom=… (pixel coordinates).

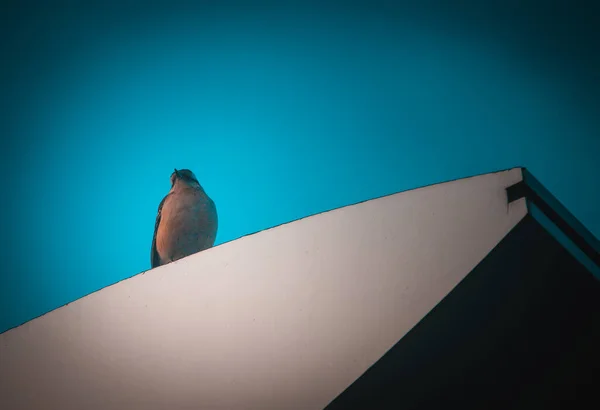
left=1, top=1, right=598, bottom=333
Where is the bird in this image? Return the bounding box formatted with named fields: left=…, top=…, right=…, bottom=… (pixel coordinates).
left=151, top=168, right=218, bottom=268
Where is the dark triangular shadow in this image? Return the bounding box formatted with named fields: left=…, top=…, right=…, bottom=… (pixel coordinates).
left=326, top=214, right=600, bottom=410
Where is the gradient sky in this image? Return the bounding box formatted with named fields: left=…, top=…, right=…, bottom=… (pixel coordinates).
left=1, top=1, right=598, bottom=333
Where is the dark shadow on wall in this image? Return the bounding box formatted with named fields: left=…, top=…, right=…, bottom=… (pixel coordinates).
left=327, top=214, right=600, bottom=410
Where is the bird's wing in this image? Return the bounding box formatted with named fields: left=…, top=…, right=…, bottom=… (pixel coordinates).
left=151, top=193, right=170, bottom=268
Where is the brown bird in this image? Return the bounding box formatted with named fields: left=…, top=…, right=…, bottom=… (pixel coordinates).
left=151, top=169, right=218, bottom=268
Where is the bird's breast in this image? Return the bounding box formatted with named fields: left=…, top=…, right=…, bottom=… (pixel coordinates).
left=155, top=190, right=218, bottom=263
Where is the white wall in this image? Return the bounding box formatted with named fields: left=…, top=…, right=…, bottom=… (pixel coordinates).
left=0, top=168, right=527, bottom=410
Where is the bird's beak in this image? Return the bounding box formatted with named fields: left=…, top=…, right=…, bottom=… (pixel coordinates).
left=174, top=168, right=181, bottom=178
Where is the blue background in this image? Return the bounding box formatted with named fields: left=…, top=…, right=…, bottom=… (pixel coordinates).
left=1, top=1, right=598, bottom=333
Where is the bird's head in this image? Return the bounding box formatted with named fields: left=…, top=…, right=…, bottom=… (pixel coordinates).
left=170, top=168, right=200, bottom=188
